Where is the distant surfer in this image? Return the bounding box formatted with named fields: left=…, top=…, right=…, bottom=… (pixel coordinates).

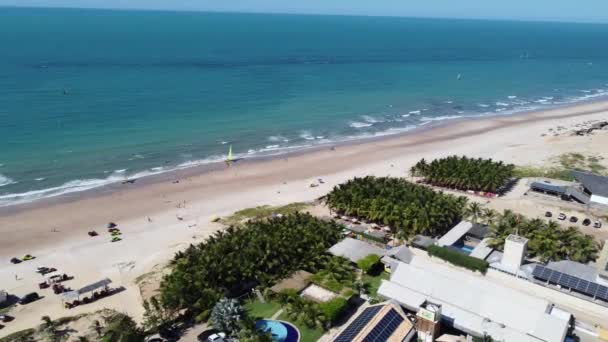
left=457, top=73, right=462, bottom=80
left=63, top=88, right=68, bottom=95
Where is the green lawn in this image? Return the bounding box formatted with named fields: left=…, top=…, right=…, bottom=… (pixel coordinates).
left=244, top=299, right=281, bottom=319
left=363, top=271, right=390, bottom=297
left=276, top=312, right=325, bottom=342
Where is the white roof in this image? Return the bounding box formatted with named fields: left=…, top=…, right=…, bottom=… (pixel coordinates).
left=328, top=237, right=386, bottom=263
left=437, top=221, right=473, bottom=247
left=469, top=238, right=494, bottom=260
left=378, top=258, right=570, bottom=342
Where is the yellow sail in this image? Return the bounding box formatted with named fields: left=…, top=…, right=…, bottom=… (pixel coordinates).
left=227, top=145, right=233, bottom=162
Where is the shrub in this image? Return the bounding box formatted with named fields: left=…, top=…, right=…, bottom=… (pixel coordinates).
left=356, top=254, right=382, bottom=275
left=427, top=245, right=488, bottom=274
left=318, top=297, right=349, bottom=325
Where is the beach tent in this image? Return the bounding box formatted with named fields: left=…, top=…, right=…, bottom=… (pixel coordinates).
left=61, top=278, right=112, bottom=302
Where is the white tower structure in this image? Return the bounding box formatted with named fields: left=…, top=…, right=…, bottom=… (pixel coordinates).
left=501, top=234, right=528, bottom=274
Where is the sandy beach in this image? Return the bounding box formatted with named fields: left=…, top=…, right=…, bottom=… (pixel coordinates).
left=2, top=100, right=608, bottom=336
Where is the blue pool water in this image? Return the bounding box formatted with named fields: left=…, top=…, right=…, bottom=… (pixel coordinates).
left=256, top=320, right=300, bottom=342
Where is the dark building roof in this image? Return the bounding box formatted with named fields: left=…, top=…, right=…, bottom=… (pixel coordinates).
left=571, top=170, right=608, bottom=197
left=411, top=235, right=436, bottom=250
left=467, top=224, right=489, bottom=240
left=530, top=182, right=567, bottom=195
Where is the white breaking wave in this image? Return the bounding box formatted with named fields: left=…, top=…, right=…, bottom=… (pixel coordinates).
left=35, top=178, right=45, bottom=181
left=268, top=135, right=289, bottom=143
left=508, top=95, right=517, bottom=99
left=0, top=174, right=14, bottom=187
left=408, top=110, right=421, bottom=114
left=299, top=131, right=316, bottom=140
left=361, top=115, right=382, bottom=123
left=114, top=169, right=127, bottom=173
left=420, top=115, right=464, bottom=122
left=477, top=104, right=490, bottom=108
left=349, top=122, right=373, bottom=128
left=496, top=102, right=510, bottom=107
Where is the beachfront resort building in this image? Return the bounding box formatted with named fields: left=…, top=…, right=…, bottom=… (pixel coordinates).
left=571, top=170, right=608, bottom=205
left=328, top=237, right=387, bottom=263
left=377, top=258, right=572, bottom=342
left=332, top=301, right=416, bottom=342
left=529, top=170, right=608, bottom=205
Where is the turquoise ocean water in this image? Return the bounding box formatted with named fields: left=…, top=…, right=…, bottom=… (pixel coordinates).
left=1, top=7, right=608, bottom=206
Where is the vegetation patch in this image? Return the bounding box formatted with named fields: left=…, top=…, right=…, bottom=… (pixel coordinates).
left=427, top=245, right=489, bottom=274
left=487, top=210, right=599, bottom=263
left=244, top=299, right=281, bottom=319
left=160, top=213, right=342, bottom=320
left=410, top=156, right=515, bottom=193
left=513, top=166, right=574, bottom=181
left=356, top=254, right=382, bottom=275
left=325, top=176, right=466, bottom=238
left=310, top=256, right=357, bottom=293
left=0, top=328, right=36, bottom=342
left=363, top=272, right=390, bottom=297
left=220, top=202, right=310, bottom=226
left=318, top=297, right=349, bottom=325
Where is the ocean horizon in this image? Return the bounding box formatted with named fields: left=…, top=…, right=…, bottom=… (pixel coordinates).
left=1, top=7, right=608, bottom=206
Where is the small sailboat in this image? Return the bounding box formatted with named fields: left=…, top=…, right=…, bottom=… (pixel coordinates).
left=226, top=145, right=233, bottom=163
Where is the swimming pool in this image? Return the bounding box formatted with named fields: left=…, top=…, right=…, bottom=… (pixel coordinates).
left=255, top=320, right=300, bottom=342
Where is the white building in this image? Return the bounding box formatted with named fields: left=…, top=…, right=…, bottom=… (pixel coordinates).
left=501, top=234, right=528, bottom=275
left=377, top=258, right=571, bottom=342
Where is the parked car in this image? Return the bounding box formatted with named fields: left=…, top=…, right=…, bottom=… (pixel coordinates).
left=594, top=221, right=603, bottom=229
left=558, top=213, right=567, bottom=220
left=545, top=211, right=552, bottom=218
left=0, top=315, right=14, bottom=323
left=208, top=333, right=226, bottom=342
left=10, top=257, right=21, bottom=264
left=197, top=330, right=220, bottom=342
left=19, top=292, right=40, bottom=305
left=570, top=216, right=578, bottom=223
left=582, top=219, right=591, bottom=226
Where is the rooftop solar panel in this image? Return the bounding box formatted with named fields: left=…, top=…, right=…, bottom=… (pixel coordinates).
left=549, top=270, right=562, bottom=283
left=574, top=279, right=589, bottom=293
left=587, top=283, right=599, bottom=296
left=362, top=309, right=404, bottom=342
left=532, top=265, right=608, bottom=303
left=596, top=286, right=608, bottom=300
left=334, top=305, right=382, bottom=342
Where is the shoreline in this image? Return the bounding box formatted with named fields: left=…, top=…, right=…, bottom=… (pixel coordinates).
left=0, top=100, right=607, bottom=255
left=2, top=99, right=608, bottom=336
left=3, top=97, right=608, bottom=216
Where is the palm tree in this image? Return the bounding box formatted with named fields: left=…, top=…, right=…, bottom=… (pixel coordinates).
left=102, top=312, right=144, bottom=342
left=40, top=316, right=60, bottom=342
left=481, top=208, right=497, bottom=225
left=89, top=319, right=103, bottom=338
left=464, top=202, right=483, bottom=224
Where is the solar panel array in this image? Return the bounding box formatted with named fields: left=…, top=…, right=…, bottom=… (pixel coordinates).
left=362, top=308, right=404, bottom=342
left=533, top=265, right=608, bottom=302
left=334, top=305, right=382, bottom=342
